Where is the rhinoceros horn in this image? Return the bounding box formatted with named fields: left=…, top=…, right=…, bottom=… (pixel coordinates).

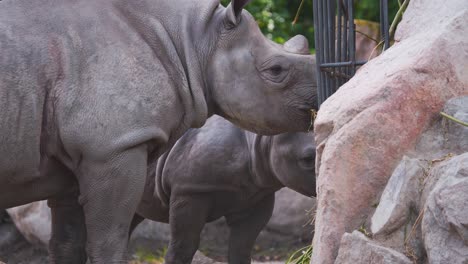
left=284, top=35, right=310, bottom=55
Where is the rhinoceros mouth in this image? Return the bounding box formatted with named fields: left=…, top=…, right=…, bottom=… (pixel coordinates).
left=297, top=105, right=314, bottom=111
left=308, top=109, right=318, bottom=132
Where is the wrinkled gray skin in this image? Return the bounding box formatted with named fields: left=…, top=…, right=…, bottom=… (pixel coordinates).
left=0, top=0, right=316, bottom=263
left=131, top=116, right=316, bottom=263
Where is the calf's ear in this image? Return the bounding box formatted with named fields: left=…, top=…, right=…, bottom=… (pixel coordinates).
left=225, top=0, right=252, bottom=27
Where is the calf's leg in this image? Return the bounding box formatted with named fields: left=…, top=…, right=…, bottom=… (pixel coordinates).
left=226, top=194, right=274, bottom=264
left=165, top=195, right=211, bottom=264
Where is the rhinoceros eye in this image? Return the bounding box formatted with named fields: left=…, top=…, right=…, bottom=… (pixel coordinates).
left=268, top=65, right=283, bottom=76
left=298, top=156, right=315, bottom=170
left=261, top=64, right=289, bottom=83
left=259, top=56, right=291, bottom=83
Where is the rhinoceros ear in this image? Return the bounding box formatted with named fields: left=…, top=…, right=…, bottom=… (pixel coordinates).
left=284, top=35, right=310, bottom=54
left=225, top=0, right=252, bottom=27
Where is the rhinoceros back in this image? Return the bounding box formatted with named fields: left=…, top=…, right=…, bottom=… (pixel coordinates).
left=0, top=0, right=108, bottom=184
left=0, top=0, right=216, bottom=188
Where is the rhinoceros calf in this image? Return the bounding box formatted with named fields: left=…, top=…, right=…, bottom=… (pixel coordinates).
left=0, top=0, right=316, bottom=262
left=131, top=115, right=316, bottom=263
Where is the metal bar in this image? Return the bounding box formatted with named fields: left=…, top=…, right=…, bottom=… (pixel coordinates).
left=348, top=0, right=355, bottom=76
left=329, top=0, right=336, bottom=94
left=318, top=0, right=326, bottom=105
left=312, top=0, right=318, bottom=105
left=381, top=0, right=390, bottom=49
left=322, top=0, right=332, bottom=100
left=336, top=0, right=343, bottom=87
left=325, top=0, right=332, bottom=97
left=322, top=0, right=327, bottom=101
left=341, top=0, right=348, bottom=87
left=313, top=0, right=390, bottom=105
left=321, top=68, right=352, bottom=80
left=320, top=61, right=367, bottom=68
left=380, top=0, right=384, bottom=46
left=312, top=0, right=324, bottom=106
left=343, top=0, right=348, bottom=77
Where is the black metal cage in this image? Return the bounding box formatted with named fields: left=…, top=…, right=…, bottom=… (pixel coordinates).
left=312, top=0, right=391, bottom=107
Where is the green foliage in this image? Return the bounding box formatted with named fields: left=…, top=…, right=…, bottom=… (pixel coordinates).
left=286, top=245, right=313, bottom=264
left=220, top=0, right=401, bottom=49
left=354, top=0, right=400, bottom=23
left=220, top=0, right=314, bottom=45
left=131, top=247, right=167, bottom=264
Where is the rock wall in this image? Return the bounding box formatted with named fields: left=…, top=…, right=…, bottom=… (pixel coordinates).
left=336, top=98, right=468, bottom=264
left=312, top=0, right=468, bottom=263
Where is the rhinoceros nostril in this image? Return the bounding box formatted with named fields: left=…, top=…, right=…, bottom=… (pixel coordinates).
left=284, top=35, right=310, bottom=55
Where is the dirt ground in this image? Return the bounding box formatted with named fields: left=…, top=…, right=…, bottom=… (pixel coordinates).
left=0, top=213, right=288, bottom=264
left=0, top=215, right=48, bottom=264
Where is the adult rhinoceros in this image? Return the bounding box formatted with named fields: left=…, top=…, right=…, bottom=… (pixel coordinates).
left=0, top=0, right=316, bottom=263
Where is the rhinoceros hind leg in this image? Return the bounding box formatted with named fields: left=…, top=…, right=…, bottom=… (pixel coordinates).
left=226, top=194, right=275, bottom=264
left=48, top=192, right=87, bottom=264
left=165, top=195, right=211, bottom=264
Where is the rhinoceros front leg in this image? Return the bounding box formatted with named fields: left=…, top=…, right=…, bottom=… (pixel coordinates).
left=226, top=194, right=275, bottom=264
left=48, top=192, right=87, bottom=264
left=77, top=146, right=147, bottom=264
left=165, top=195, right=211, bottom=264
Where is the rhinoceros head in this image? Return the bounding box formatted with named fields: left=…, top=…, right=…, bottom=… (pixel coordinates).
left=269, top=132, right=316, bottom=197
left=207, top=0, right=317, bottom=135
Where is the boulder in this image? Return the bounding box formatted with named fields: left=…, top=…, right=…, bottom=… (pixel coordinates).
left=365, top=97, right=468, bottom=263
left=438, top=96, right=468, bottom=154
left=6, top=202, right=51, bottom=247
left=422, top=153, right=468, bottom=264
left=312, top=0, right=468, bottom=262
left=0, top=217, right=48, bottom=264
left=192, top=251, right=223, bottom=264
left=334, top=231, right=412, bottom=264
left=371, top=157, right=427, bottom=236
left=369, top=157, right=427, bottom=261
left=415, top=96, right=468, bottom=159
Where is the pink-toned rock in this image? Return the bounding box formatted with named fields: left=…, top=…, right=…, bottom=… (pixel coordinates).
left=334, top=231, right=412, bottom=264
left=192, top=251, right=223, bottom=264
left=421, top=153, right=468, bottom=264
left=311, top=0, right=468, bottom=263
left=6, top=202, right=51, bottom=247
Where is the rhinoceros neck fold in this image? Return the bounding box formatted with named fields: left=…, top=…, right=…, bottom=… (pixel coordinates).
left=114, top=0, right=221, bottom=128
left=246, top=133, right=282, bottom=189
